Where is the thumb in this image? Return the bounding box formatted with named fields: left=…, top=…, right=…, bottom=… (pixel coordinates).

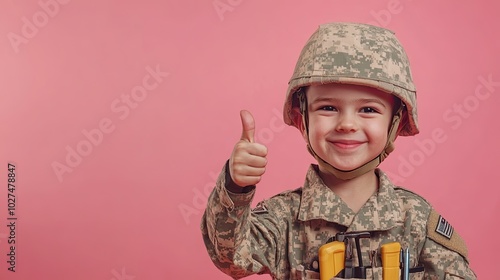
left=240, top=110, right=255, bottom=143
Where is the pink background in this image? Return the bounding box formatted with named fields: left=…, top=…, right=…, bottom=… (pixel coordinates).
left=1, top=0, right=498, bottom=279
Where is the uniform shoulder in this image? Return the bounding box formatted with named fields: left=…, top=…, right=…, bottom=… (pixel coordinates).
left=378, top=169, right=431, bottom=210
left=384, top=175, right=470, bottom=261
left=392, top=188, right=470, bottom=262
left=270, top=187, right=303, bottom=199
left=392, top=185, right=432, bottom=213
left=251, top=187, right=303, bottom=215
left=393, top=185, right=428, bottom=200
left=269, top=187, right=303, bottom=207
left=426, top=208, right=469, bottom=261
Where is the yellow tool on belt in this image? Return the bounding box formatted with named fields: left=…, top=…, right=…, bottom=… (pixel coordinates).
left=381, top=242, right=401, bottom=280
left=319, top=232, right=371, bottom=279
left=318, top=241, right=345, bottom=280
left=319, top=233, right=421, bottom=279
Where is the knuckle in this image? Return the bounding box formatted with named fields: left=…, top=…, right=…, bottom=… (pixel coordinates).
left=254, top=176, right=262, bottom=184
left=233, top=142, right=246, bottom=152
left=233, top=165, right=243, bottom=174
left=233, top=154, right=248, bottom=165
left=258, top=168, right=265, bottom=176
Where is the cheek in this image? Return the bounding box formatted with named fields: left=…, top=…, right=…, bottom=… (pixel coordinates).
left=308, top=118, right=328, bottom=139
left=367, top=121, right=390, bottom=144
left=309, top=121, right=335, bottom=153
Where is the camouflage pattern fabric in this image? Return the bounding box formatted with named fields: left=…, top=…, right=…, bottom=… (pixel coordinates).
left=201, top=164, right=477, bottom=280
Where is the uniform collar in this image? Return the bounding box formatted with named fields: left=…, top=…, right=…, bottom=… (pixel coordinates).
left=297, top=165, right=403, bottom=231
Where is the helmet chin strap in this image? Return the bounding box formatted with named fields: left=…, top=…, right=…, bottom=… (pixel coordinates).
left=298, top=90, right=403, bottom=180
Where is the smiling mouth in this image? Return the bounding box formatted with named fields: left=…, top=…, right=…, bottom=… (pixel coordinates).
left=330, top=140, right=364, bottom=149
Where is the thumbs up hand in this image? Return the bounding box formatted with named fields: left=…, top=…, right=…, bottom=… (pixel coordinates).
left=229, top=110, right=268, bottom=187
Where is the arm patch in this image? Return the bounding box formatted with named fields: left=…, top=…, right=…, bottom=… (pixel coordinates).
left=427, top=209, right=468, bottom=260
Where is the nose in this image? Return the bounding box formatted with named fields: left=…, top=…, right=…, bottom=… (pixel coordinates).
left=335, top=112, right=358, bottom=133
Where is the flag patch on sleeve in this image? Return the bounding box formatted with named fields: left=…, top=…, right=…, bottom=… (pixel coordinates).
left=427, top=210, right=467, bottom=259
left=436, top=215, right=454, bottom=239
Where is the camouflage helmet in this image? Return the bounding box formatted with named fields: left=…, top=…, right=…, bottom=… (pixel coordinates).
left=283, top=22, right=419, bottom=137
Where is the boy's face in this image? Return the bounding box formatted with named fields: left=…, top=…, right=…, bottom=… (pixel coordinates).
left=304, top=84, right=395, bottom=172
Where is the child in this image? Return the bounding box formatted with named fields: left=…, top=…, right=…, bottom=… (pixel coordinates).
left=201, top=22, right=477, bottom=280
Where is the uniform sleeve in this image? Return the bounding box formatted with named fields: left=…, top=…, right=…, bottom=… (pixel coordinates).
left=200, top=162, right=284, bottom=279
left=419, top=209, right=477, bottom=280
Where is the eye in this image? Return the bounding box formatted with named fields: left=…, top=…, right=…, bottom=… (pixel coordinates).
left=360, top=107, right=379, bottom=113
left=320, top=106, right=337, bottom=111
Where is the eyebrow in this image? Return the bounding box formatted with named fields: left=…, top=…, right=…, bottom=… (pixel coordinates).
left=309, top=97, right=339, bottom=104
left=309, top=97, right=388, bottom=108
left=357, top=98, right=388, bottom=108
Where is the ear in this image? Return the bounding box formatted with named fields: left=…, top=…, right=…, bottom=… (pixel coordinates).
left=292, top=107, right=308, bottom=142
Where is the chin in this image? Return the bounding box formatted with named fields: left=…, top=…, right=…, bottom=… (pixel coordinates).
left=325, top=157, right=370, bottom=172
left=325, top=161, right=359, bottom=172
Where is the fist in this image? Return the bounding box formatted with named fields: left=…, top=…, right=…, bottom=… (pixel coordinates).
left=229, top=110, right=268, bottom=187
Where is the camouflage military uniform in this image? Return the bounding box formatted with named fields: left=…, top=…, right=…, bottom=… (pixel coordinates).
left=201, top=22, right=477, bottom=280
left=201, top=164, right=477, bottom=279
